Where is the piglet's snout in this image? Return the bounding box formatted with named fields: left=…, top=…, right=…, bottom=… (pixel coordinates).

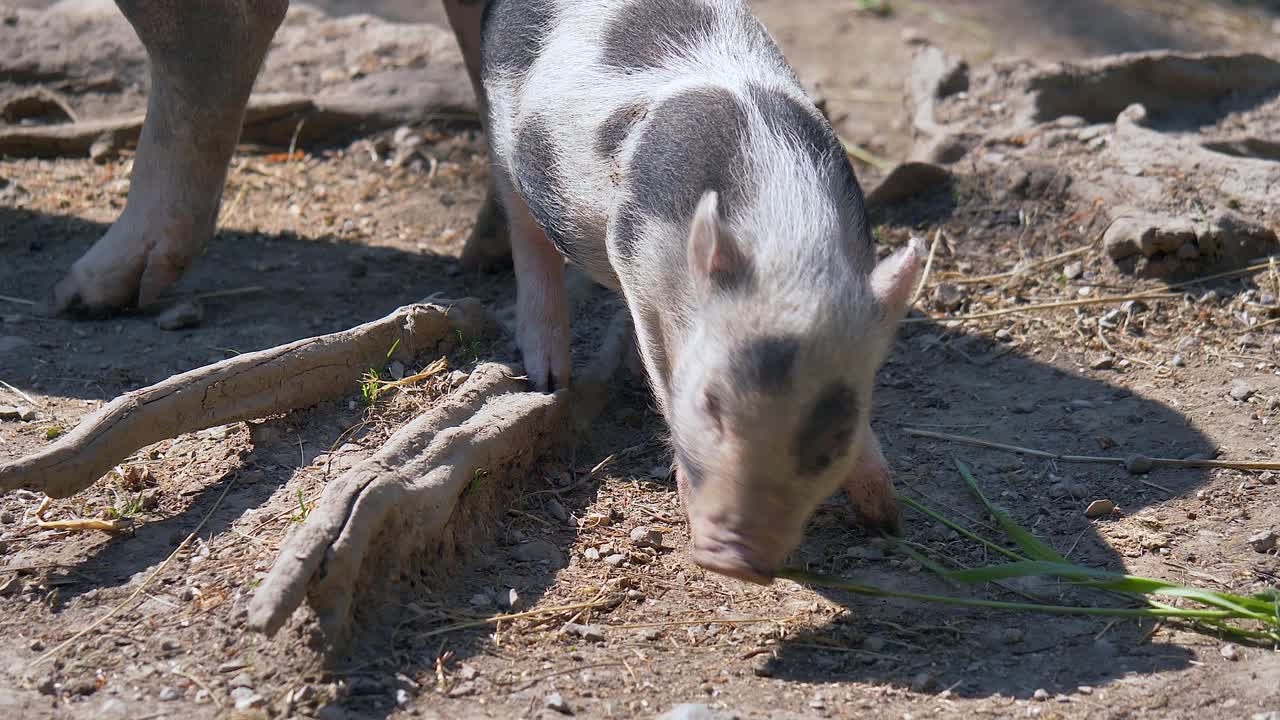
left=687, top=516, right=799, bottom=585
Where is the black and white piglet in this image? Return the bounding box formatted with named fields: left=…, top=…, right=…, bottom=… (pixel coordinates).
left=479, top=0, right=924, bottom=584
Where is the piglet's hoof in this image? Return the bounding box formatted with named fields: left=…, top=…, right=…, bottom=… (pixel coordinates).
left=46, top=220, right=197, bottom=317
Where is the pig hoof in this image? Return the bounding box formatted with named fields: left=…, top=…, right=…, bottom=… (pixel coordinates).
left=517, top=337, right=570, bottom=393
left=46, top=218, right=198, bottom=317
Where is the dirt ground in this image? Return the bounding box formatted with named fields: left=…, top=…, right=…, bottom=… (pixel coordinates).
left=2, top=1, right=1280, bottom=719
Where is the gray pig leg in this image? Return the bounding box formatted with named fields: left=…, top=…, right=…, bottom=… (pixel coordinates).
left=48, top=0, right=289, bottom=315
left=443, top=0, right=512, bottom=273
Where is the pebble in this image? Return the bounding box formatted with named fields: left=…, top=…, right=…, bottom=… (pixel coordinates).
left=627, top=589, right=646, bottom=602
left=1000, top=628, right=1024, bottom=645
left=89, top=133, right=120, bottom=163
left=1247, top=529, right=1277, bottom=553
left=604, top=553, right=626, bottom=567
left=545, top=691, right=572, bottom=715
left=155, top=301, right=204, bottom=331
left=1230, top=379, right=1255, bottom=401
left=395, top=688, right=411, bottom=707
left=1171, top=354, right=1186, bottom=368
left=499, top=588, right=524, bottom=610
left=218, top=659, right=249, bottom=673
left=659, top=704, right=718, bottom=720
left=546, top=498, right=568, bottom=522
left=583, top=548, right=600, bottom=561
left=0, top=406, right=19, bottom=421
left=629, top=526, right=664, bottom=549
left=231, top=687, right=265, bottom=711
left=228, top=671, right=254, bottom=689
left=1220, top=643, right=1240, bottom=661
left=1063, top=261, right=1084, bottom=280
left=1085, top=499, right=1116, bottom=518
left=562, top=622, right=606, bottom=642
left=36, top=675, right=55, bottom=695
left=1123, top=455, right=1153, bottom=474
left=0, top=511, right=14, bottom=524
left=158, top=686, right=180, bottom=702
left=512, top=540, right=565, bottom=568
left=933, top=283, right=965, bottom=312
left=1090, top=355, right=1115, bottom=371
left=910, top=672, right=937, bottom=692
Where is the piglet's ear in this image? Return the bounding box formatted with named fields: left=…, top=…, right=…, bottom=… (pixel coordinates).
left=688, top=190, right=751, bottom=295
left=869, top=236, right=924, bottom=329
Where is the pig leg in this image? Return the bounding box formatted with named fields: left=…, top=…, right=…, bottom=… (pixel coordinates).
left=47, top=0, right=289, bottom=316
left=843, top=429, right=903, bottom=536
left=499, top=180, right=570, bottom=392
left=442, top=0, right=512, bottom=272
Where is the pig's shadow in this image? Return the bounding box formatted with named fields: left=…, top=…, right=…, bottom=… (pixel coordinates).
left=761, top=316, right=1219, bottom=698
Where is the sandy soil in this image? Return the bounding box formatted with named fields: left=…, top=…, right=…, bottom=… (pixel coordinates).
left=2, top=1, right=1280, bottom=719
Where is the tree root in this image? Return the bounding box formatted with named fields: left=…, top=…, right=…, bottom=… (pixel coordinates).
left=0, top=297, right=495, bottom=498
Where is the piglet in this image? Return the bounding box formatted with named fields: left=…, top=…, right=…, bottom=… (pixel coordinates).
left=480, top=0, right=923, bottom=583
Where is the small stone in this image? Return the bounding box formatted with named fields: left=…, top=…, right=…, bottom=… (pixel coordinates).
left=1099, top=309, right=1124, bottom=328
left=1063, top=261, right=1084, bottom=280
left=140, top=489, right=160, bottom=511
left=1220, top=643, right=1240, bottom=661
left=626, top=589, right=646, bottom=601
left=629, top=526, right=664, bottom=549
left=1121, top=300, right=1147, bottom=314
left=179, top=586, right=197, bottom=602
left=0, top=406, right=19, bottom=421
left=1085, top=499, right=1116, bottom=518
left=1171, top=355, right=1186, bottom=368
left=217, top=659, right=249, bottom=673
left=660, top=704, right=718, bottom=720
left=1247, top=530, right=1277, bottom=553
left=158, top=686, right=180, bottom=702
left=1230, top=379, right=1255, bottom=401
left=994, top=327, right=1013, bottom=342
left=89, top=133, right=120, bottom=164
left=604, top=553, right=626, bottom=567
left=562, top=622, right=605, bottom=642
left=447, top=370, right=468, bottom=388
left=228, top=672, right=254, bottom=689
left=845, top=545, right=885, bottom=561
left=1000, top=628, right=1024, bottom=644
left=0, top=511, right=14, bottom=524
left=1198, top=290, right=1220, bottom=306
left=458, top=664, right=479, bottom=681
left=1239, top=333, right=1262, bottom=349
left=546, top=498, right=567, bottom=522
left=231, top=687, right=264, bottom=710
left=1124, top=455, right=1153, bottom=474
left=16, top=406, right=35, bottom=421
left=583, top=547, right=600, bottom=561
left=1033, top=688, right=1050, bottom=702
left=933, top=283, right=965, bottom=312
left=395, top=688, right=411, bottom=706
left=36, top=676, right=55, bottom=695
left=446, top=682, right=477, bottom=698
left=499, top=588, right=524, bottom=610
left=1090, top=355, right=1115, bottom=371
left=545, top=691, right=572, bottom=715
left=512, top=540, right=565, bottom=568
left=155, top=301, right=204, bottom=331
left=910, top=672, right=936, bottom=693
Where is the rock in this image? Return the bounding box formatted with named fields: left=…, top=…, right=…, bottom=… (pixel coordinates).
left=1085, top=499, right=1116, bottom=518
left=140, top=489, right=160, bottom=511
left=1124, top=455, right=1153, bottom=474
left=604, top=553, right=626, bottom=567
left=583, top=548, right=600, bottom=561
left=89, top=132, right=120, bottom=163
left=231, top=687, right=265, bottom=710
left=866, top=162, right=952, bottom=206
left=627, top=589, right=646, bottom=602
left=910, top=672, right=937, bottom=693
left=218, top=659, right=249, bottom=673
left=0, top=406, right=18, bottom=421
left=17, top=405, right=36, bottom=421
left=932, top=283, right=965, bottom=312
left=513, top=540, right=566, bottom=568
left=35, top=676, right=55, bottom=695
left=1171, top=354, right=1186, bottom=368
left=1103, top=212, right=1197, bottom=261
left=1033, top=689, right=1050, bottom=702
left=0, top=336, right=30, bottom=354
left=1001, top=628, right=1024, bottom=645
left=158, top=686, right=180, bottom=702
left=546, top=498, right=567, bottom=522
left=1063, top=261, right=1084, bottom=280
left=659, top=704, right=719, bottom=720
left=1230, top=379, right=1255, bottom=401
left=1247, top=530, right=1277, bottom=553
left=562, top=622, right=605, bottom=642
left=499, top=588, right=524, bottom=610
left=1090, top=355, right=1115, bottom=370
left=228, top=672, right=254, bottom=689
left=629, top=526, right=664, bottom=549
left=545, top=692, right=572, bottom=715
left=395, top=688, right=411, bottom=707
left=155, top=301, right=204, bottom=331
left=1220, top=643, right=1240, bottom=661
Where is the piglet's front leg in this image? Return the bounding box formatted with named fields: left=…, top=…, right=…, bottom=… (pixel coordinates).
left=843, top=429, right=903, bottom=536
left=504, top=190, right=571, bottom=393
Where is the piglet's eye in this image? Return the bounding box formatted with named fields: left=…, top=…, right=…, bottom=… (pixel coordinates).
left=701, top=389, right=723, bottom=433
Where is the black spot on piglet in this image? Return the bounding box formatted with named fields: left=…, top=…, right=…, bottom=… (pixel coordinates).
left=602, top=0, right=718, bottom=71
left=481, top=0, right=557, bottom=80
left=794, top=383, right=858, bottom=477
left=735, top=336, right=799, bottom=393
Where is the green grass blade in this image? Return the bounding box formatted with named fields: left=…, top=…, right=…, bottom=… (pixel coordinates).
left=955, top=458, right=1068, bottom=563
left=887, top=539, right=954, bottom=578
left=778, top=568, right=1235, bottom=621
left=896, top=494, right=1026, bottom=563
